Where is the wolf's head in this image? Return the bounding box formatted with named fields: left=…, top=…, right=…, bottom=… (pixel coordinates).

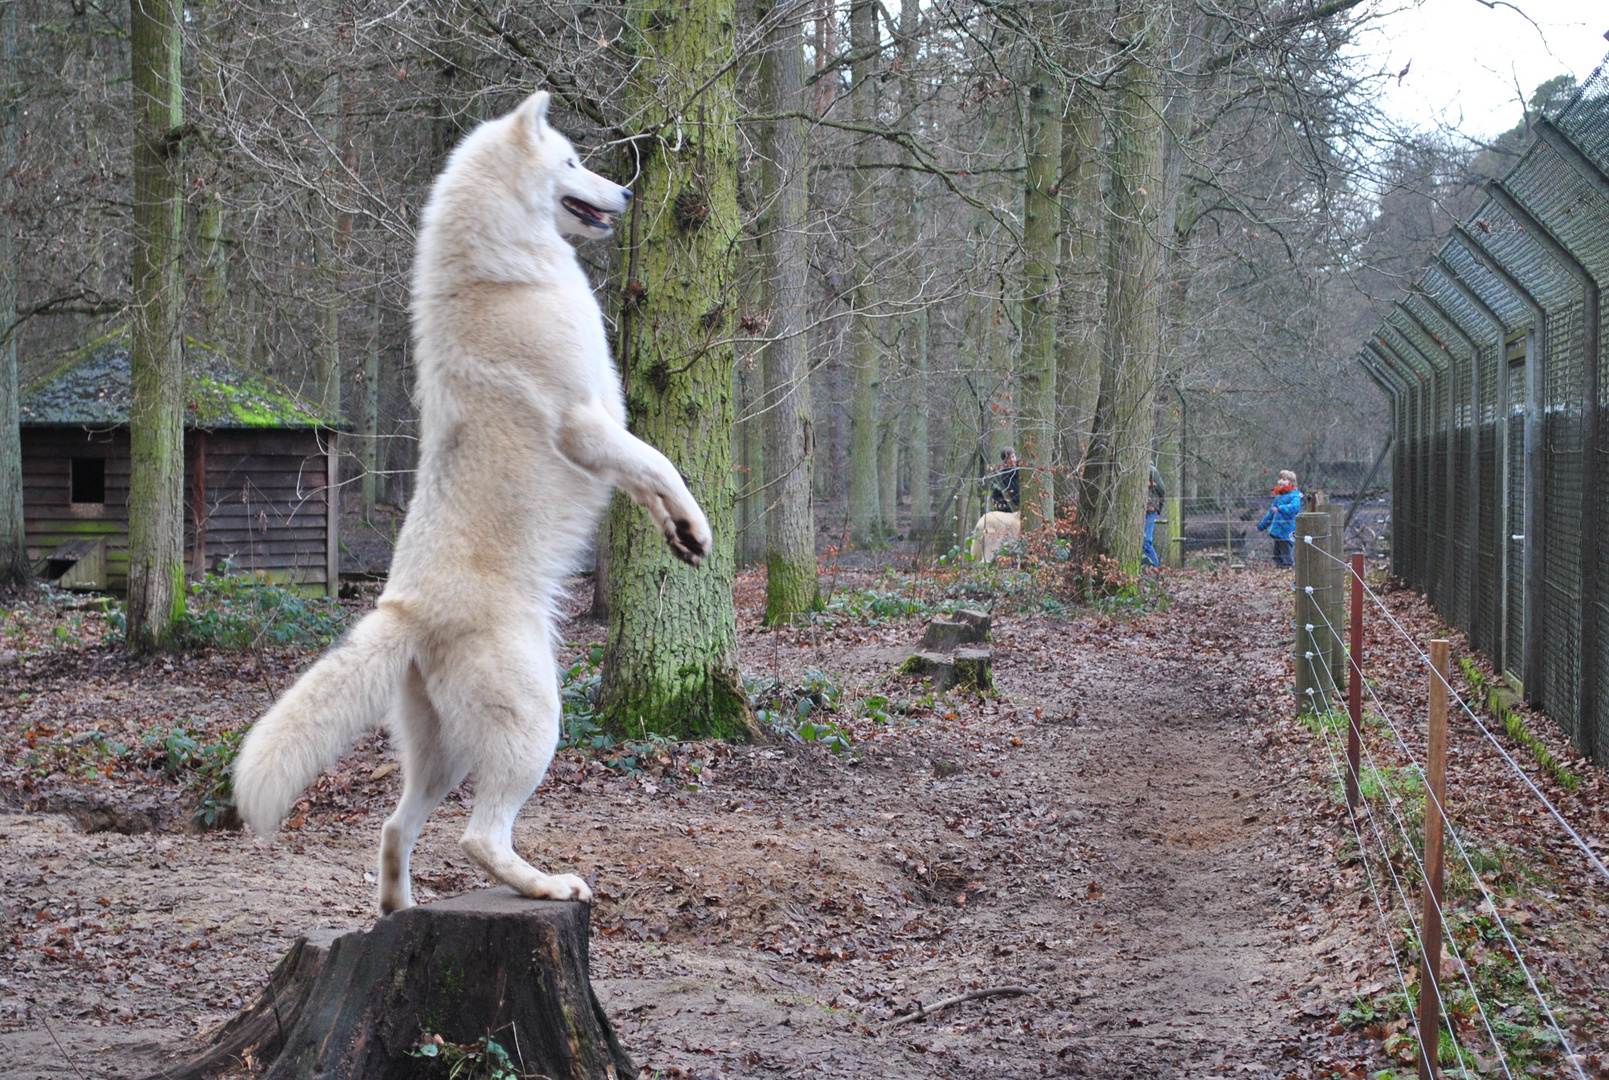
left=513, top=91, right=631, bottom=240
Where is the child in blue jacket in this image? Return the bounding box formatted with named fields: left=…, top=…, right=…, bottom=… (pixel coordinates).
left=1257, top=470, right=1303, bottom=567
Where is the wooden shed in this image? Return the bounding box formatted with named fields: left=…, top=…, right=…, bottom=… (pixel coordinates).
left=20, top=337, right=346, bottom=597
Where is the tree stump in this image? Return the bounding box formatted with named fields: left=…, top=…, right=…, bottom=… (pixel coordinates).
left=952, top=646, right=995, bottom=693
left=144, top=888, right=634, bottom=1080
left=899, top=646, right=993, bottom=693
left=952, top=608, right=992, bottom=641
left=919, top=609, right=991, bottom=653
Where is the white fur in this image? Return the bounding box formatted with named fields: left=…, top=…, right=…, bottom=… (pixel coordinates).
left=970, top=511, right=1021, bottom=564
left=232, top=91, right=712, bottom=913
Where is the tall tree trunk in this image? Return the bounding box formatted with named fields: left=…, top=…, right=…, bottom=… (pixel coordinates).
left=1055, top=39, right=1104, bottom=517
left=845, top=0, right=881, bottom=544
left=1016, top=20, right=1062, bottom=531
left=127, top=0, right=187, bottom=648
left=194, top=0, right=226, bottom=345
left=734, top=361, right=765, bottom=567
left=600, top=0, right=750, bottom=739
left=0, top=0, right=27, bottom=589
left=1079, top=0, right=1164, bottom=571
left=758, top=0, right=821, bottom=623
left=360, top=291, right=382, bottom=520
left=894, top=0, right=931, bottom=536
left=312, top=63, right=343, bottom=419
left=877, top=419, right=898, bottom=534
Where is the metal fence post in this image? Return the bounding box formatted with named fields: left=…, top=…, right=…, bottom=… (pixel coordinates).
left=1294, top=511, right=1332, bottom=714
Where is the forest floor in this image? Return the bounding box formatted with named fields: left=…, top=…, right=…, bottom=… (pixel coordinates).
left=0, top=561, right=1605, bottom=1079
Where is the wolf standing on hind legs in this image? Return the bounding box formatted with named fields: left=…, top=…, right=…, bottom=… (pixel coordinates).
left=231, top=91, right=712, bottom=914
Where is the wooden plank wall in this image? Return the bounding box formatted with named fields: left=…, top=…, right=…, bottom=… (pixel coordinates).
left=22, top=428, right=128, bottom=588
left=22, top=427, right=333, bottom=595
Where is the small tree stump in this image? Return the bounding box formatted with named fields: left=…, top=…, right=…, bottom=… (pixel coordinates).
left=952, top=608, right=992, bottom=640
left=919, top=609, right=991, bottom=653
left=952, top=646, right=994, bottom=693
left=900, top=650, right=957, bottom=690
left=261, top=887, right=633, bottom=1080
left=899, top=646, right=993, bottom=693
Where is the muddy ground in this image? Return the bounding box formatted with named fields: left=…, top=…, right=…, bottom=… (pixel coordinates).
left=0, top=565, right=1604, bottom=1078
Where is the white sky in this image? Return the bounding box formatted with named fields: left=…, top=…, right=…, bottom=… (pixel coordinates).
left=1360, top=0, right=1608, bottom=140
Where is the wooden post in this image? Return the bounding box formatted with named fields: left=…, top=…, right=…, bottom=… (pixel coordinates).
left=1346, top=552, right=1364, bottom=810
left=1293, top=511, right=1331, bottom=714
left=1419, top=638, right=1450, bottom=1080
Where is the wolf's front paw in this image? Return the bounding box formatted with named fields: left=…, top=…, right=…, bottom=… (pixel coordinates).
left=511, top=870, right=593, bottom=903
left=531, top=873, right=592, bottom=903
left=667, top=516, right=710, bottom=567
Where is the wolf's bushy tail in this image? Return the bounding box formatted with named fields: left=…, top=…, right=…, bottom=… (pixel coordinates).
left=233, top=605, right=412, bottom=835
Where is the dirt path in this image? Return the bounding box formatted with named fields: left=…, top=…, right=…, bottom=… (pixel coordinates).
left=0, top=569, right=1377, bottom=1079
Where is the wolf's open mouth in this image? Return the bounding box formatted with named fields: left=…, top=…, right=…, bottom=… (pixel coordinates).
left=561, top=196, right=613, bottom=230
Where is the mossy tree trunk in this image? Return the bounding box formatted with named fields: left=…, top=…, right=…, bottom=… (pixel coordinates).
left=601, top=0, right=751, bottom=739
left=1079, top=2, right=1163, bottom=572
left=757, top=0, right=821, bottom=624
left=126, top=0, right=187, bottom=648
left=1016, top=17, right=1062, bottom=532
left=845, top=0, right=882, bottom=545
left=0, top=0, right=28, bottom=589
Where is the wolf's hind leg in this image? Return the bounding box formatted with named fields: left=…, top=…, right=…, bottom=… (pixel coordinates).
left=379, top=667, right=468, bottom=914
left=429, top=633, right=592, bottom=903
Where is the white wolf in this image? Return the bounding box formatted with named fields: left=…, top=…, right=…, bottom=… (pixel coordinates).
left=970, top=511, right=1020, bottom=564
left=232, top=91, right=711, bottom=913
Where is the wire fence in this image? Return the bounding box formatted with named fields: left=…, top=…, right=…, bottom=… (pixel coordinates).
left=1358, top=55, right=1609, bottom=769
left=1296, top=535, right=1604, bottom=1076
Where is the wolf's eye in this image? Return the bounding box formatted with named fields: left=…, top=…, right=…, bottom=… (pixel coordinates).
left=568, top=159, right=577, bottom=168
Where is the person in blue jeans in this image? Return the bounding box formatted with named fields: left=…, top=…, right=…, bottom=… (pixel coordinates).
left=1143, top=463, right=1165, bottom=567
left=1257, top=470, right=1303, bottom=567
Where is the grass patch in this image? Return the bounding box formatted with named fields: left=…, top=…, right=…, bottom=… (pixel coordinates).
left=1457, top=658, right=1577, bottom=791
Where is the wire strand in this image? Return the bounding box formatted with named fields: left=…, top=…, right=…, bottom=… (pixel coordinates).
left=1305, top=644, right=1512, bottom=1075
left=1305, top=591, right=1587, bottom=1078
left=1302, top=537, right=1609, bottom=888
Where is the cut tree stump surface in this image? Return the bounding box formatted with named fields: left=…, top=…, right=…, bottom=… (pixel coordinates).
left=919, top=609, right=991, bottom=652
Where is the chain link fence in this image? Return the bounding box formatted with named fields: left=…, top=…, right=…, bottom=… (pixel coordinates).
left=1359, top=56, right=1609, bottom=768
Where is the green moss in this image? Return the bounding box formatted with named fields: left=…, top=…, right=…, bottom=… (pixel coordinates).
left=601, top=667, right=759, bottom=742
left=763, top=551, right=822, bottom=626
left=20, top=330, right=341, bottom=430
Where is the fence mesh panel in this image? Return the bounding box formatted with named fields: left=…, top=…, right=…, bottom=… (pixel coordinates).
left=1363, top=58, right=1609, bottom=766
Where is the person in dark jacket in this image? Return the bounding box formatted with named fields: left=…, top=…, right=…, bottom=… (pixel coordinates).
left=1143, top=463, right=1165, bottom=568
left=1257, top=470, right=1303, bottom=567
left=989, top=448, right=1021, bottom=513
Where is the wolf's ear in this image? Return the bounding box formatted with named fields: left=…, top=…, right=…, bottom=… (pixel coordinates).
left=520, top=90, right=553, bottom=132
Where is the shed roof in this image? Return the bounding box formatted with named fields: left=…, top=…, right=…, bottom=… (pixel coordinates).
left=20, top=334, right=346, bottom=430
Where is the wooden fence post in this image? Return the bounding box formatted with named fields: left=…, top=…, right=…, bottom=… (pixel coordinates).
left=1346, top=553, right=1364, bottom=810
left=1293, top=511, right=1332, bottom=713
left=1419, top=639, right=1450, bottom=1080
